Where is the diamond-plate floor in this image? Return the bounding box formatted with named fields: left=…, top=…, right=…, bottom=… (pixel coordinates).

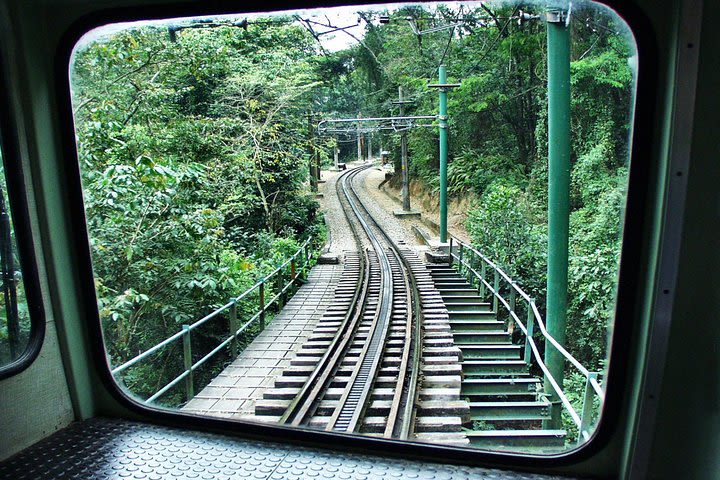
left=0, top=418, right=580, bottom=479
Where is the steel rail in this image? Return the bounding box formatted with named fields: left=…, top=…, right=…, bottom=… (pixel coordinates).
left=327, top=165, right=395, bottom=432
left=383, top=248, right=414, bottom=438
left=339, top=164, right=422, bottom=438
left=278, top=163, right=421, bottom=438
left=278, top=173, right=371, bottom=426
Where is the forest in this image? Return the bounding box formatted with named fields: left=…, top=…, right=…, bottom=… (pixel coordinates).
left=65, top=0, right=635, bottom=430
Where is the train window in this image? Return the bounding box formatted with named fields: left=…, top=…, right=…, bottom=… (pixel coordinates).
left=69, top=0, right=637, bottom=455
left=0, top=129, right=43, bottom=378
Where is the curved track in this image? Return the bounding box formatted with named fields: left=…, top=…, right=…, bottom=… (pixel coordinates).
left=279, top=164, right=422, bottom=438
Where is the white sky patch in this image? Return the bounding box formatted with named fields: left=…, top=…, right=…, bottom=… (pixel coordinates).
left=74, top=2, right=484, bottom=54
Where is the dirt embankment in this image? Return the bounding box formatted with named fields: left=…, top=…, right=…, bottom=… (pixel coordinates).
left=379, top=176, right=475, bottom=244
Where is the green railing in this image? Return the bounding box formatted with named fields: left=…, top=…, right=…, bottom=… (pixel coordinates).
left=111, top=237, right=315, bottom=405
left=448, top=237, right=605, bottom=443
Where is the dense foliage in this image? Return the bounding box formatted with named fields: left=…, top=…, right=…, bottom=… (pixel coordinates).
left=314, top=3, right=633, bottom=372
left=0, top=160, right=29, bottom=366
left=72, top=22, right=326, bottom=403
left=70, top=1, right=635, bottom=432
left=310, top=3, right=634, bottom=438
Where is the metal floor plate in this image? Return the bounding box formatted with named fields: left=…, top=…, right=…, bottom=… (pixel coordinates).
left=0, top=418, right=578, bottom=479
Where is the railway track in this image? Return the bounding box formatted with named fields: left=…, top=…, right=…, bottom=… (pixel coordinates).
left=255, top=164, right=468, bottom=443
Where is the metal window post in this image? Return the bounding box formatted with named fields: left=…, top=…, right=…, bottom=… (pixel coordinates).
left=182, top=324, right=194, bottom=401
left=578, top=372, right=599, bottom=444
left=543, top=11, right=571, bottom=430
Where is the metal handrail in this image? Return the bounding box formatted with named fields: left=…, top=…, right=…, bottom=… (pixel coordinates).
left=111, top=236, right=315, bottom=404
left=448, top=236, right=604, bottom=442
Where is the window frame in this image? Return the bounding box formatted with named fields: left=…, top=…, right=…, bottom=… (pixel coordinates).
left=56, top=0, right=660, bottom=469
left=0, top=50, right=47, bottom=380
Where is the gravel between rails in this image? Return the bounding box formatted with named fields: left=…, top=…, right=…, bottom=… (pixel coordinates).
left=319, top=161, right=437, bottom=258
left=354, top=165, right=433, bottom=259
left=317, top=167, right=361, bottom=254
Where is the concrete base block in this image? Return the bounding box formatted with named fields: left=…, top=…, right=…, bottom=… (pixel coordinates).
left=412, top=225, right=433, bottom=246
left=318, top=253, right=340, bottom=265
left=426, top=251, right=451, bottom=263
left=393, top=210, right=422, bottom=218
left=435, top=242, right=450, bottom=253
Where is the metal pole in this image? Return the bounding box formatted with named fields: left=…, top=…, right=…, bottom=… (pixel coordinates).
left=578, top=372, right=599, bottom=444
left=357, top=113, right=362, bottom=162
left=508, top=282, right=517, bottom=334
left=394, top=86, right=413, bottom=211
left=315, top=140, right=322, bottom=183
left=308, top=112, right=317, bottom=192
left=279, top=268, right=287, bottom=306
left=480, top=262, right=487, bottom=299
left=368, top=133, right=373, bottom=161
left=524, top=301, right=535, bottom=365
left=543, top=11, right=571, bottom=430
left=438, top=65, right=449, bottom=243
left=229, top=302, right=239, bottom=357
left=182, top=325, right=194, bottom=400
left=458, top=243, right=464, bottom=276
left=259, top=281, right=266, bottom=329
left=492, top=270, right=500, bottom=313
left=334, top=140, right=339, bottom=170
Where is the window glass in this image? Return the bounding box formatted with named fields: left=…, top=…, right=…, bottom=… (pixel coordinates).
left=71, top=0, right=637, bottom=454
left=0, top=150, right=34, bottom=370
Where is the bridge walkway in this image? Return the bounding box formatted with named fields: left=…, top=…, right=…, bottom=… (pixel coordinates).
left=182, top=262, right=342, bottom=420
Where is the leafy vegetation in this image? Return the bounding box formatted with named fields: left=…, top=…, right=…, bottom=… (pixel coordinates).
left=0, top=158, right=30, bottom=366
left=310, top=2, right=633, bottom=442
left=69, top=1, right=635, bottom=434
left=72, top=22, right=326, bottom=404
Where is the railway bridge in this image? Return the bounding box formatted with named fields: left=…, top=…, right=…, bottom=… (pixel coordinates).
left=112, top=162, right=604, bottom=453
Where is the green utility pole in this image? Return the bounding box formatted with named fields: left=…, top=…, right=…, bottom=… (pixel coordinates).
left=429, top=66, right=460, bottom=243
left=438, top=66, right=449, bottom=243
left=543, top=10, right=571, bottom=430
